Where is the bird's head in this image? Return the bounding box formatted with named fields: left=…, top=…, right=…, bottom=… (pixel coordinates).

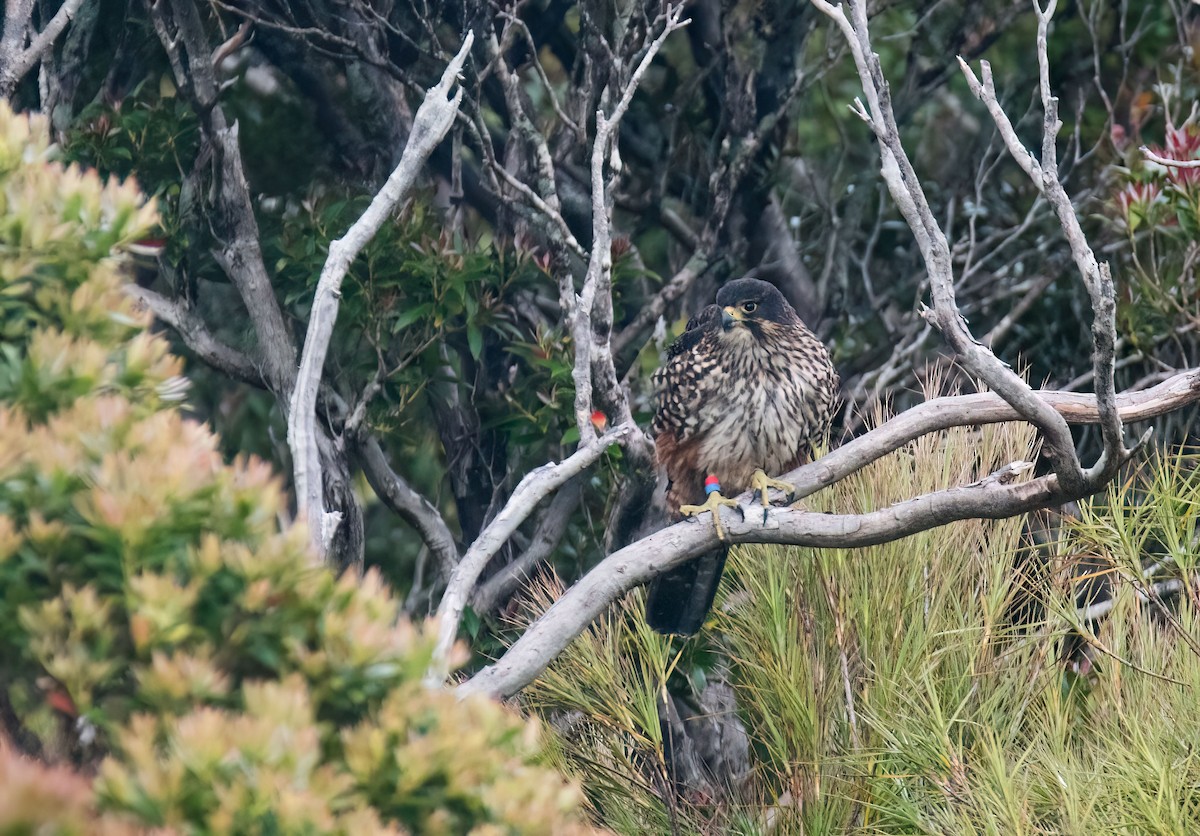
left=715, top=278, right=796, bottom=339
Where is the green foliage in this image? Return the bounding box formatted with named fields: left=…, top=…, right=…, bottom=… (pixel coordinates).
left=67, top=75, right=201, bottom=191
left=1107, top=96, right=1200, bottom=380
left=0, top=102, right=598, bottom=835
left=264, top=197, right=569, bottom=438
left=525, top=400, right=1200, bottom=833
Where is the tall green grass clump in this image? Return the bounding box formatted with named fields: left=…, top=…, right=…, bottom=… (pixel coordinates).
left=0, top=102, right=599, bottom=835
left=527, top=400, right=1200, bottom=833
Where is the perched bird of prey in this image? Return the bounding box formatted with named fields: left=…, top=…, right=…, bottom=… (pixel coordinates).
left=646, top=277, right=839, bottom=635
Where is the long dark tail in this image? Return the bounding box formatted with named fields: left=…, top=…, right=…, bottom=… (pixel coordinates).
left=645, top=547, right=729, bottom=635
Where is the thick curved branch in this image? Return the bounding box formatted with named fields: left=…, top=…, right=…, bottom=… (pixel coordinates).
left=125, top=285, right=266, bottom=388
left=355, top=435, right=460, bottom=579
left=458, top=369, right=1200, bottom=699
left=787, top=369, right=1200, bottom=502
left=460, top=464, right=1055, bottom=700
left=288, top=32, right=472, bottom=556
left=149, top=0, right=373, bottom=569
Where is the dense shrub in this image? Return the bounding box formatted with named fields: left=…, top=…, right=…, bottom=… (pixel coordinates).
left=0, top=738, right=140, bottom=835
left=0, top=102, right=597, bottom=835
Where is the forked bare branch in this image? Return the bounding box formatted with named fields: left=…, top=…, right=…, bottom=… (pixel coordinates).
left=288, top=32, right=473, bottom=557
left=430, top=422, right=634, bottom=678
left=571, top=4, right=688, bottom=450
left=427, top=9, right=689, bottom=676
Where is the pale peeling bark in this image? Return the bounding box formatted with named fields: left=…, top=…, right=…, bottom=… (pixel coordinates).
left=288, top=32, right=473, bottom=558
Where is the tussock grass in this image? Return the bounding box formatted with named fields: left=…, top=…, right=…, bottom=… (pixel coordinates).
left=518, top=405, right=1200, bottom=834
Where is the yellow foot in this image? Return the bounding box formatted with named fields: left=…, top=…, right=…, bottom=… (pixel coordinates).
left=680, top=478, right=742, bottom=541
left=751, top=469, right=796, bottom=508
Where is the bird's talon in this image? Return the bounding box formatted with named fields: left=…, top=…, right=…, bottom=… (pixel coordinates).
left=679, top=488, right=741, bottom=541
left=751, top=469, right=796, bottom=509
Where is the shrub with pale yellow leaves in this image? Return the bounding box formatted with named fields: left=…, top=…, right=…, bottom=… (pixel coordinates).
left=0, top=102, right=598, bottom=835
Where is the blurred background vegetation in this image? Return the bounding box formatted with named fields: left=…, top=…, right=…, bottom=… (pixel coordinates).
left=4, top=0, right=1200, bottom=831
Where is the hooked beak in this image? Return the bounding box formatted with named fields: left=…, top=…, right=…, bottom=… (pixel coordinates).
left=722, top=305, right=744, bottom=331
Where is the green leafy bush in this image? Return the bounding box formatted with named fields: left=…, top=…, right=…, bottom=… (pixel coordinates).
left=0, top=102, right=597, bottom=835
left=0, top=738, right=140, bottom=835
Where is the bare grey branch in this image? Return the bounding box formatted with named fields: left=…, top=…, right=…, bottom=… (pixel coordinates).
left=287, top=32, right=473, bottom=557
left=430, top=422, right=634, bottom=678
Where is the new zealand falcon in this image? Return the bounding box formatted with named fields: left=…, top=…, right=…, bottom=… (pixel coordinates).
left=646, top=277, right=839, bottom=635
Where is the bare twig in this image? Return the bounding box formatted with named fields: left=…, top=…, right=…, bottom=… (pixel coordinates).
left=611, top=250, right=712, bottom=358
left=430, top=422, right=634, bottom=679
left=1141, top=147, right=1200, bottom=169
left=480, top=24, right=580, bottom=275
left=492, top=163, right=586, bottom=259
left=470, top=477, right=584, bottom=615
left=982, top=273, right=1057, bottom=349
left=288, top=31, right=473, bottom=557
left=497, top=10, right=581, bottom=136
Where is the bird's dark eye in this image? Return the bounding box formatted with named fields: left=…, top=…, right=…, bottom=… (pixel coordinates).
left=742, top=301, right=757, bottom=314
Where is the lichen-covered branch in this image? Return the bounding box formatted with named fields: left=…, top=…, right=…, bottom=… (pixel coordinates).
left=288, top=32, right=472, bottom=556
left=815, top=0, right=1131, bottom=494
left=571, top=4, right=687, bottom=455
left=960, top=1, right=1125, bottom=479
